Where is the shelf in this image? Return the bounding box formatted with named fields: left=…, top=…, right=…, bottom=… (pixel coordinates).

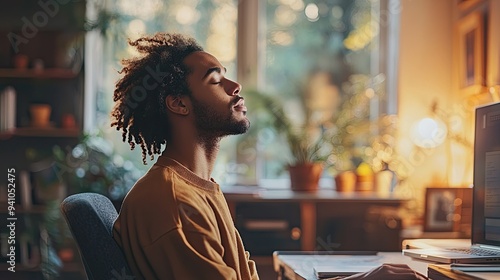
left=0, top=127, right=80, bottom=139
left=0, top=68, right=80, bottom=79
left=0, top=262, right=83, bottom=272
left=0, top=204, right=46, bottom=214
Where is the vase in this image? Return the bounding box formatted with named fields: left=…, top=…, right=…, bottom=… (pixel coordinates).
left=289, top=163, right=323, bottom=192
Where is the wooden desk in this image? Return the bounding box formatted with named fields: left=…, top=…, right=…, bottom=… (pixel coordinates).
left=223, top=187, right=407, bottom=253
left=273, top=251, right=500, bottom=280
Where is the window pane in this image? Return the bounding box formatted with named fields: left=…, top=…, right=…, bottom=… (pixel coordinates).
left=257, top=0, right=380, bottom=180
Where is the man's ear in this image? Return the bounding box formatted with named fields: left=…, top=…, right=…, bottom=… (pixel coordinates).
left=165, top=95, right=190, bottom=116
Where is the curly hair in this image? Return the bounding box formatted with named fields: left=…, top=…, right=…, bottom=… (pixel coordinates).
left=111, top=32, right=203, bottom=164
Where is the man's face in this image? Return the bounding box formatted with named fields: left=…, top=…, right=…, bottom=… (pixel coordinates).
left=183, top=51, right=250, bottom=137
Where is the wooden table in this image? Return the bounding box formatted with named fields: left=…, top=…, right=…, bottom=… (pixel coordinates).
left=223, top=187, right=408, bottom=252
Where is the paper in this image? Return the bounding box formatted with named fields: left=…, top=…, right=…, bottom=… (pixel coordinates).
left=312, top=255, right=384, bottom=278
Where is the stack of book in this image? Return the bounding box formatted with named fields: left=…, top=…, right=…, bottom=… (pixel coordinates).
left=0, top=86, right=16, bottom=132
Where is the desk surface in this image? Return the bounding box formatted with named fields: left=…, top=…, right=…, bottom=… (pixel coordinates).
left=273, top=251, right=500, bottom=280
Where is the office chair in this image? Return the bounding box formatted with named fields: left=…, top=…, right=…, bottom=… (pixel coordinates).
left=60, top=193, right=134, bottom=280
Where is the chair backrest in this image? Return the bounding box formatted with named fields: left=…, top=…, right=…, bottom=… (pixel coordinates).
left=60, top=193, right=134, bottom=280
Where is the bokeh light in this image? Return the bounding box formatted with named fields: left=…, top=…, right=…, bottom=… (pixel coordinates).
left=305, top=3, right=319, bottom=22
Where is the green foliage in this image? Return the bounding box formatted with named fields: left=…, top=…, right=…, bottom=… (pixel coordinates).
left=52, top=132, right=141, bottom=200
left=245, top=89, right=332, bottom=166
left=27, top=132, right=141, bottom=279
left=245, top=74, right=394, bottom=174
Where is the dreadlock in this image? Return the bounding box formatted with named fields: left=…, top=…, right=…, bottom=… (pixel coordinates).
left=110, top=32, right=203, bottom=164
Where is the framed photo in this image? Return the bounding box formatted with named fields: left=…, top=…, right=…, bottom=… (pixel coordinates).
left=423, top=187, right=472, bottom=232
left=457, top=12, right=485, bottom=95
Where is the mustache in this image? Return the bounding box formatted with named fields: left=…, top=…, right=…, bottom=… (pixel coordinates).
left=231, top=96, right=244, bottom=106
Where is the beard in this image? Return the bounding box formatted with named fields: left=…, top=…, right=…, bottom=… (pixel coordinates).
left=190, top=96, right=250, bottom=138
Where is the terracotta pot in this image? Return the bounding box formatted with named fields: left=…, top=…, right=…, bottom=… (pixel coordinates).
left=334, top=171, right=356, bottom=192
left=13, top=54, right=29, bottom=69
left=61, top=113, right=76, bottom=129
left=29, top=104, right=51, bottom=127
left=289, top=163, right=323, bottom=192
left=356, top=173, right=374, bottom=192
left=355, top=162, right=374, bottom=192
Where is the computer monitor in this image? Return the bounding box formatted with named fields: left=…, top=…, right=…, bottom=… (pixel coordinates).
left=472, top=102, right=500, bottom=247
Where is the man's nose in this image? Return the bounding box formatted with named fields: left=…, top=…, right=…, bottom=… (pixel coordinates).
left=227, top=79, right=242, bottom=96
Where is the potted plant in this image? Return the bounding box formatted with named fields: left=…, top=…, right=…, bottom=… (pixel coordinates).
left=246, top=74, right=393, bottom=192
left=246, top=90, right=331, bottom=191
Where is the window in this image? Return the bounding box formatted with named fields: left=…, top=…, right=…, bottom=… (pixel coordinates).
left=88, top=0, right=238, bottom=176
left=258, top=0, right=377, bottom=181
left=88, top=0, right=399, bottom=187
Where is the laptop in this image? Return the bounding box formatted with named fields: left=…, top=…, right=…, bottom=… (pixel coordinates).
left=403, top=102, right=500, bottom=264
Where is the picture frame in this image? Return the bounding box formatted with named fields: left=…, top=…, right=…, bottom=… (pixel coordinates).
left=423, top=187, right=472, bottom=232
left=457, top=11, right=485, bottom=95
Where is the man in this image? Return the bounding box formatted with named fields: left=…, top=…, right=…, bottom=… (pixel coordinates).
left=111, top=32, right=427, bottom=280
left=111, top=32, right=256, bottom=280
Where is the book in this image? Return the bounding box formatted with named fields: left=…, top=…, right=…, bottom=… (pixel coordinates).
left=0, top=86, right=16, bottom=132
left=19, top=170, right=32, bottom=210
left=450, top=263, right=500, bottom=272
left=428, top=264, right=484, bottom=280
left=0, top=87, right=5, bottom=131
left=314, top=263, right=381, bottom=278
left=6, top=86, right=16, bottom=131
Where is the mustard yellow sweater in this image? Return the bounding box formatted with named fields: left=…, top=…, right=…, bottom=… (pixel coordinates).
left=113, top=156, right=259, bottom=280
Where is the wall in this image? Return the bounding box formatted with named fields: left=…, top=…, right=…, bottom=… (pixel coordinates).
left=397, top=0, right=455, bottom=207
left=397, top=0, right=499, bottom=217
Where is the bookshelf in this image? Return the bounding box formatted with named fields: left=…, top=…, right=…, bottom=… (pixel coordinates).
left=0, top=127, right=80, bottom=139
left=0, top=0, right=87, bottom=278
left=0, top=68, right=80, bottom=79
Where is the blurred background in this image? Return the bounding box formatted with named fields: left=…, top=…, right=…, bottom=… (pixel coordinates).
left=0, top=0, right=499, bottom=279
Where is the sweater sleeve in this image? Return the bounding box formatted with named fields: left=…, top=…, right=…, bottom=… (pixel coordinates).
left=144, top=228, right=239, bottom=280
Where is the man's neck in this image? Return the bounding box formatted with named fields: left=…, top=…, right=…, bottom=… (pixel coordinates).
left=161, top=137, right=220, bottom=181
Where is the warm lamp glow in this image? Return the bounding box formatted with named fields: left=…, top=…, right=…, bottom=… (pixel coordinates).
left=411, top=117, right=447, bottom=148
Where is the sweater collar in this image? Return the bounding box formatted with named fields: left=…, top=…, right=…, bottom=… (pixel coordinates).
left=155, top=155, right=220, bottom=192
